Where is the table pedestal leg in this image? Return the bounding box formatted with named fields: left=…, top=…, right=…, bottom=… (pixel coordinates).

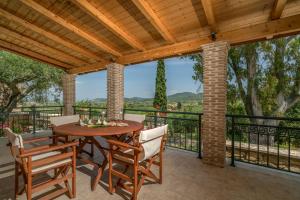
left=76, top=136, right=109, bottom=191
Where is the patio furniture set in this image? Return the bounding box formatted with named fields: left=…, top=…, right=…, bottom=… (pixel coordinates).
left=4, top=113, right=168, bottom=200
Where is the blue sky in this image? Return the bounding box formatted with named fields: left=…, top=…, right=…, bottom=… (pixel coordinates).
left=76, top=57, right=200, bottom=100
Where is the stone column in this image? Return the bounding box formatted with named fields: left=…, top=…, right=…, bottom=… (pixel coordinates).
left=62, top=73, right=76, bottom=116
left=201, top=41, right=229, bottom=167
left=107, top=63, right=124, bottom=120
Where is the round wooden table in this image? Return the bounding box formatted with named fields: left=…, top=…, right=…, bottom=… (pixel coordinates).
left=53, top=120, right=143, bottom=191
left=53, top=120, right=144, bottom=137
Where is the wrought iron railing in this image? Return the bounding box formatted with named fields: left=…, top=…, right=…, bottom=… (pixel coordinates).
left=2, top=105, right=300, bottom=174
left=0, top=106, right=63, bottom=136
left=227, top=114, right=300, bottom=174
left=73, top=106, right=202, bottom=157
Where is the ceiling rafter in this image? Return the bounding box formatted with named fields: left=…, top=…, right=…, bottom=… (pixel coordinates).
left=73, top=0, right=145, bottom=51
left=67, top=61, right=110, bottom=74
left=0, top=39, right=73, bottom=69
left=117, top=14, right=300, bottom=65
left=131, top=0, right=175, bottom=43
left=0, top=8, right=103, bottom=62
left=200, top=0, right=217, bottom=33
left=271, top=0, right=288, bottom=20
left=0, top=26, right=86, bottom=66
left=20, top=0, right=122, bottom=57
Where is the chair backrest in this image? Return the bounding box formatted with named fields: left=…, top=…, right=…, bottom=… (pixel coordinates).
left=4, top=128, right=23, bottom=159
left=139, top=125, right=168, bottom=160
left=124, top=114, right=145, bottom=123
left=50, top=115, right=79, bottom=126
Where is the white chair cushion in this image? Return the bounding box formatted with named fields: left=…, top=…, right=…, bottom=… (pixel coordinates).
left=124, top=114, right=145, bottom=123
left=31, top=150, right=71, bottom=173
left=50, top=115, right=80, bottom=126
left=140, top=125, right=168, bottom=160
left=139, top=125, right=166, bottom=142
left=32, top=158, right=72, bottom=173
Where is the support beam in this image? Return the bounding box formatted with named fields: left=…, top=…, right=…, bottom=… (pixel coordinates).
left=117, top=14, right=300, bottom=65
left=73, top=0, right=145, bottom=51
left=107, top=63, right=124, bottom=120
left=67, top=61, right=110, bottom=74
left=271, top=0, right=288, bottom=20
left=20, top=0, right=122, bottom=57
left=62, top=73, right=76, bottom=115
left=131, top=0, right=175, bottom=43
left=0, top=39, right=73, bottom=69
left=200, top=0, right=217, bottom=32
left=201, top=41, right=229, bottom=167
left=0, top=26, right=87, bottom=66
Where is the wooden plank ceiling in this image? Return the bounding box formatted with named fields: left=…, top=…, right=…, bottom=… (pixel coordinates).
left=0, top=0, right=300, bottom=74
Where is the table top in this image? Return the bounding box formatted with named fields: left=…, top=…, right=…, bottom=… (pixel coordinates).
left=53, top=120, right=144, bottom=137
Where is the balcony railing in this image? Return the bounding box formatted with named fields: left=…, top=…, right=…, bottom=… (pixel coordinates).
left=1, top=105, right=300, bottom=174
left=0, top=106, right=63, bottom=135
left=227, top=114, right=300, bottom=174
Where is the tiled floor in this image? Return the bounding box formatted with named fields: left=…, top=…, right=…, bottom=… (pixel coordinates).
left=0, top=135, right=299, bottom=200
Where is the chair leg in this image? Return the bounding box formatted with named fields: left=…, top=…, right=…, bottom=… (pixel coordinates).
left=108, top=152, right=113, bottom=193
left=27, top=173, right=32, bottom=200
left=159, top=152, right=163, bottom=184
left=132, top=163, right=138, bottom=200
left=15, top=161, right=19, bottom=199
left=72, top=146, right=76, bottom=198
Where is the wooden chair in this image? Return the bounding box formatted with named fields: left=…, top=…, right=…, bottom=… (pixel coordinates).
left=50, top=115, right=94, bottom=157
left=4, top=128, right=77, bottom=200
left=107, top=125, right=168, bottom=200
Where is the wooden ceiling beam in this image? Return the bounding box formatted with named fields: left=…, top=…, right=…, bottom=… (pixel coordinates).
left=200, top=0, right=217, bottom=32
left=131, top=0, right=175, bottom=43
left=73, top=0, right=145, bottom=51
left=0, top=39, right=73, bottom=69
left=0, top=26, right=87, bottom=66
left=67, top=61, right=110, bottom=74
left=0, top=8, right=103, bottom=62
left=271, top=0, right=288, bottom=20
left=117, top=14, right=300, bottom=65
left=20, top=0, right=122, bottom=57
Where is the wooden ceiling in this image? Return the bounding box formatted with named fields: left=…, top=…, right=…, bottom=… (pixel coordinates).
left=0, top=0, right=300, bottom=74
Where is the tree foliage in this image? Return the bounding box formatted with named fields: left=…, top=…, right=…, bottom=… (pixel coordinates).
left=189, top=36, right=300, bottom=120
left=153, top=59, right=167, bottom=111
left=0, top=51, right=63, bottom=116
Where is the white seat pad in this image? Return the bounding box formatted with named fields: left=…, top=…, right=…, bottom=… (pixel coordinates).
left=32, top=158, right=72, bottom=173
left=31, top=151, right=71, bottom=173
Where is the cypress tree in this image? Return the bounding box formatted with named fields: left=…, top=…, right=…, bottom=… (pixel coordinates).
left=153, top=59, right=167, bottom=111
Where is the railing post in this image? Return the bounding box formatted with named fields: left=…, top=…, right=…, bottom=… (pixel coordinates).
left=154, top=111, right=158, bottom=127
left=89, top=106, right=92, bottom=119
left=60, top=106, right=63, bottom=116
left=231, top=116, right=235, bottom=167
left=73, top=106, right=76, bottom=115
left=32, top=105, right=36, bottom=134
left=198, top=114, right=202, bottom=159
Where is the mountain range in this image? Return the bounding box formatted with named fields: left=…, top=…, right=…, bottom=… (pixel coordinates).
left=92, top=92, right=202, bottom=103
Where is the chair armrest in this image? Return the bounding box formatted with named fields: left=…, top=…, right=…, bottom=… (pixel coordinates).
left=107, top=139, right=142, bottom=152
left=18, top=141, right=78, bottom=158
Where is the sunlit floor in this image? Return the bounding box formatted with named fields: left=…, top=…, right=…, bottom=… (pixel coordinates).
left=0, top=134, right=300, bottom=200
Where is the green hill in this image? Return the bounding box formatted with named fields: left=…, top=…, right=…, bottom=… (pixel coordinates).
left=167, top=92, right=202, bottom=102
